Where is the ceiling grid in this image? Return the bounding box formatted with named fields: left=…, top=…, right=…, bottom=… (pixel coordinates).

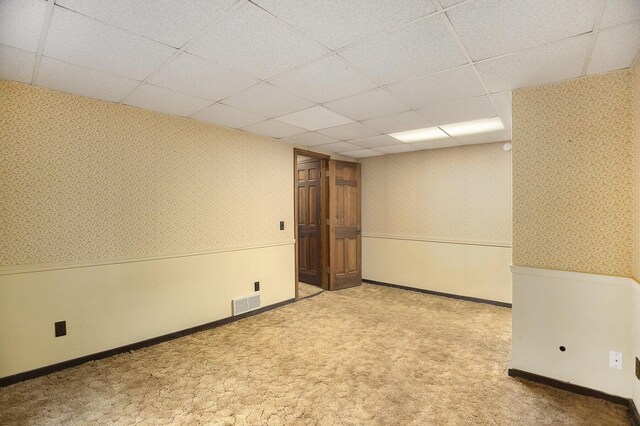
left=1, top=0, right=637, bottom=158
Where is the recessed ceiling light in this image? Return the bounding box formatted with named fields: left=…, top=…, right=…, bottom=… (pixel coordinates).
left=389, top=126, right=449, bottom=143
left=440, top=117, right=504, bottom=137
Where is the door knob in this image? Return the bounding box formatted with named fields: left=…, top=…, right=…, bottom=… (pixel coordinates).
left=356, top=227, right=361, bottom=234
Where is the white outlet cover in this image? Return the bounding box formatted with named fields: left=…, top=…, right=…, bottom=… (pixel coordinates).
left=609, top=351, right=622, bottom=369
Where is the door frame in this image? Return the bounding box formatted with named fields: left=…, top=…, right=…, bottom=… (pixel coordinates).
left=293, top=148, right=330, bottom=298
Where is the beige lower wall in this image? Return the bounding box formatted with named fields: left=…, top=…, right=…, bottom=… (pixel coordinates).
left=362, top=236, right=512, bottom=303
left=511, top=266, right=634, bottom=398
left=0, top=243, right=295, bottom=379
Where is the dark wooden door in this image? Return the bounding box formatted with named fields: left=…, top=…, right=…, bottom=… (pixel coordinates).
left=329, top=160, right=361, bottom=290
left=297, top=159, right=323, bottom=286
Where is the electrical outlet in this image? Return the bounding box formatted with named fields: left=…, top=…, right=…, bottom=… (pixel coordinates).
left=54, top=321, right=66, bottom=337
left=254, top=281, right=260, bottom=292
left=609, top=351, right=622, bottom=369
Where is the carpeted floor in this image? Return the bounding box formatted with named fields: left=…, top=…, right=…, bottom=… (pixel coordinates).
left=0, top=284, right=631, bottom=425
left=298, top=282, right=323, bottom=299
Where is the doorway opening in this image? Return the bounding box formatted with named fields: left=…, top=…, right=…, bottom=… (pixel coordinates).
left=294, top=149, right=329, bottom=299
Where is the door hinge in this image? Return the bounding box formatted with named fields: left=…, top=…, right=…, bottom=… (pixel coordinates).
left=326, top=170, right=329, bottom=177
left=326, top=218, right=330, bottom=225
left=326, top=266, right=330, bottom=274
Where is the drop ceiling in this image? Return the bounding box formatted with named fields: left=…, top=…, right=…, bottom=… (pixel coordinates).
left=1, top=0, right=639, bottom=158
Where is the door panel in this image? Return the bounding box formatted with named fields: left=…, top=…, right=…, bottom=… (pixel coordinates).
left=297, top=159, right=323, bottom=286
left=329, top=160, right=361, bottom=290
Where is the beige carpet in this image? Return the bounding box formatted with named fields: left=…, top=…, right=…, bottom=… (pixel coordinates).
left=0, top=284, right=630, bottom=425
left=298, top=282, right=323, bottom=298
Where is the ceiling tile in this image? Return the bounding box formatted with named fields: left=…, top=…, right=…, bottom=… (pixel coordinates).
left=410, top=138, right=458, bottom=150
left=187, top=3, right=328, bottom=80
left=340, top=15, right=467, bottom=84
left=285, top=132, right=339, bottom=147
left=600, top=0, right=640, bottom=29
left=317, top=122, right=381, bottom=140
left=222, top=83, right=314, bottom=118
left=475, top=35, right=591, bottom=93
left=447, top=0, right=600, bottom=61
left=37, top=57, right=139, bottom=102
left=56, top=0, right=237, bottom=48
left=348, top=135, right=400, bottom=149
left=453, top=129, right=511, bottom=145
left=491, top=92, right=512, bottom=129
left=269, top=55, right=376, bottom=103
left=374, top=144, right=419, bottom=154
left=341, top=149, right=381, bottom=158
left=363, top=111, right=432, bottom=134
left=44, top=6, right=176, bottom=81
left=252, top=0, right=436, bottom=50
left=275, top=106, right=353, bottom=131
left=323, top=88, right=409, bottom=121
left=440, top=0, right=466, bottom=7
left=243, top=119, right=306, bottom=138
left=388, top=66, right=485, bottom=109
left=0, top=44, right=35, bottom=83
left=418, top=96, right=496, bottom=126
left=191, top=103, right=266, bottom=129
left=123, top=84, right=212, bottom=117
left=148, top=52, right=259, bottom=102
left=588, top=20, right=640, bottom=75
left=315, top=141, right=362, bottom=153
left=0, top=0, right=46, bottom=52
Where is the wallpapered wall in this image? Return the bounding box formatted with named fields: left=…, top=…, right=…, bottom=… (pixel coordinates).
left=512, top=70, right=633, bottom=277
left=0, top=81, right=294, bottom=267
left=634, top=61, right=640, bottom=281
left=361, top=142, right=512, bottom=245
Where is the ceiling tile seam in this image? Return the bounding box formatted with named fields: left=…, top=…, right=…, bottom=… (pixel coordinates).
left=581, top=0, right=608, bottom=76
left=187, top=56, right=389, bottom=126
left=434, top=0, right=499, bottom=117
left=52, top=4, right=187, bottom=50
left=366, top=29, right=594, bottom=91
left=34, top=54, right=147, bottom=94
left=43, top=0, right=474, bottom=121
left=246, top=0, right=337, bottom=53
left=188, top=80, right=312, bottom=119
left=134, top=82, right=217, bottom=104
left=190, top=72, right=510, bottom=139
left=262, top=53, right=383, bottom=103
left=379, top=62, right=471, bottom=90
left=365, top=8, right=625, bottom=94
left=119, top=0, right=248, bottom=104
left=602, top=17, right=640, bottom=31
left=332, top=53, right=436, bottom=125
left=0, top=42, right=34, bottom=55
left=188, top=53, right=358, bottom=118
left=330, top=0, right=478, bottom=56
left=30, top=0, right=56, bottom=85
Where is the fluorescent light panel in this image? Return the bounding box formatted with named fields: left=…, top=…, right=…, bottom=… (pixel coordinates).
left=389, top=126, right=448, bottom=143
left=440, top=117, right=504, bottom=136
left=388, top=116, right=504, bottom=143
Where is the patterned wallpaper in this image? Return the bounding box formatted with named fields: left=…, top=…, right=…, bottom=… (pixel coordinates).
left=634, top=62, right=640, bottom=281
left=361, top=143, right=512, bottom=245
left=512, top=70, right=633, bottom=277
left=0, top=81, right=294, bottom=267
